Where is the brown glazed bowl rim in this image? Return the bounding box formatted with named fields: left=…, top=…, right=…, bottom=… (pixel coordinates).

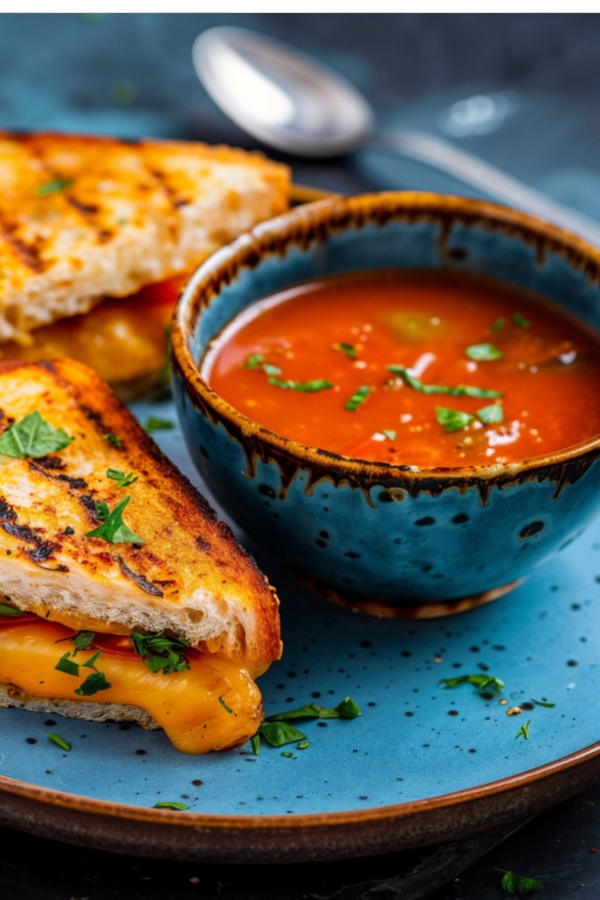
left=172, top=191, right=600, bottom=485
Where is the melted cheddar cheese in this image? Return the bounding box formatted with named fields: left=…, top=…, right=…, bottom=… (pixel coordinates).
left=0, top=620, right=262, bottom=754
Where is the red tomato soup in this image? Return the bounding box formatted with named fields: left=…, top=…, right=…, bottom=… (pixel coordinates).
left=202, top=271, right=600, bottom=467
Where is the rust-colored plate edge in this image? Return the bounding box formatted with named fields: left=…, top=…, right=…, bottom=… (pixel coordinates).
left=2, top=740, right=600, bottom=863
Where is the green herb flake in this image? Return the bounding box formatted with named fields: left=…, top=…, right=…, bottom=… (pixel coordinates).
left=243, top=353, right=265, bottom=369
left=344, top=385, right=370, bottom=412
left=435, top=406, right=474, bottom=433
left=0, top=602, right=24, bottom=617
left=495, top=868, right=543, bottom=896
left=130, top=631, right=191, bottom=675
left=267, top=696, right=361, bottom=722
left=36, top=178, right=73, bottom=197
left=491, top=317, right=505, bottom=332
left=251, top=734, right=261, bottom=756
left=513, top=312, right=531, bottom=329
left=465, top=343, right=504, bottom=362
left=106, top=468, right=138, bottom=488
left=381, top=429, right=397, bottom=441
left=48, top=732, right=71, bottom=751
left=262, top=363, right=282, bottom=376
left=297, top=741, right=310, bottom=750
left=95, top=502, right=110, bottom=522
left=72, top=631, right=95, bottom=651
left=387, top=365, right=502, bottom=399
left=153, top=801, right=189, bottom=811
left=85, top=495, right=144, bottom=545
left=281, top=751, right=294, bottom=758
left=259, top=721, right=307, bottom=748
left=75, top=670, right=111, bottom=697
left=103, top=433, right=123, bottom=449
left=218, top=695, right=234, bottom=714
left=0, top=411, right=73, bottom=459
left=110, top=82, right=137, bottom=105
left=336, top=342, right=357, bottom=360
left=476, top=403, right=504, bottom=425
left=531, top=698, right=555, bottom=708
left=144, top=417, right=174, bottom=434
left=440, top=674, right=505, bottom=693
left=268, top=377, right=334, bottom=393
left=515, top=720, right=531, bottom=740
left=55, top=652, right=81, bottom=677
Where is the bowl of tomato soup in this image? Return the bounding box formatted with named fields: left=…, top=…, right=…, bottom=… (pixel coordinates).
left=172, top=192, right=600, bottom=616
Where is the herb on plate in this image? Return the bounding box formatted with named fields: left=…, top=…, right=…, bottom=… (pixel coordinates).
left=531, top=698, right=555, bottom=708
left=85, top=495, right=144, bottom=545
left=48, top=732, right=71, bottom=751
left=130, top=631, right=191, bottom=674
left=515, top=720, right=531, bottom=740
left=144, top=416, right=174, bottom=434
left=153, top=801, right=189, bottom=811
left=0, top=411, right=73, bottom=458
left=440, top=674, right=505, bottom=693
left=251, top=697, right=361, bottom=754
left=495, top=868, right=543, bottom=896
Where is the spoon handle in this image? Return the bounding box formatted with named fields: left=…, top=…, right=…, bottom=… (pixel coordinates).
left=374, top=129, right=600, bottom=247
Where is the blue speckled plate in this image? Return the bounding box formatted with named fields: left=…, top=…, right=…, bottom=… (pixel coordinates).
left=1, top=396, right=600, bottom=862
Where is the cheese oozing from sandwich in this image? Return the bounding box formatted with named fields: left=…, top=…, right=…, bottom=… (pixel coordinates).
left=0, top=618, right=262, bottom=754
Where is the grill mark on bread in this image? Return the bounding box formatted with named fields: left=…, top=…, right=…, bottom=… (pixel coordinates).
left=2, top=521, right=60, bottom=564
left=35, top=455, right=65, bottom=470
left=80, top=493, right=100, bottom=522
left=28, top=459, right=88, bottom=490
left=0, top=216, right=45, bottom=273
left=0, top=497, right=17, bottom=522
left=117, top=554, right=164, bottom=597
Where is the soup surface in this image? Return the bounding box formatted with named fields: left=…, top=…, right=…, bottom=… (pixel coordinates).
left=202, top=271, right=600, bottom=467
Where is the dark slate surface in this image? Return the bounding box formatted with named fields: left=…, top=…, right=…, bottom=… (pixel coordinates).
left=1, top=12, right=600, bottom=899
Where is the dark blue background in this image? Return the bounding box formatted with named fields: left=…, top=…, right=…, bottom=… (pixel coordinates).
left=1, top=12, right=600, bottom=900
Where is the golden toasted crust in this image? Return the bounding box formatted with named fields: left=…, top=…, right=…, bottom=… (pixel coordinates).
left=0, top=359, right=282, bottom=675
left=0, top=132, right=290, bottom=343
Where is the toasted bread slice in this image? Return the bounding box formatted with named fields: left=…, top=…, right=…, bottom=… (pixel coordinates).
left=0, top=358, right=281, bottom=677
left=0, top=132, right=290, bottom=344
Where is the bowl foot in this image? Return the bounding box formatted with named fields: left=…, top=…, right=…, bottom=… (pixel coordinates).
left=288, top=570, right=523, bottom=619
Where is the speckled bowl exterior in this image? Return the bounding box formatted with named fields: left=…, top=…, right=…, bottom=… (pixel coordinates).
left=171, top=192, right=600, bottom=612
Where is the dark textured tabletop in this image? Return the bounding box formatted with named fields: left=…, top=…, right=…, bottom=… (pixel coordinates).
left=1, top=12, right=600, bottom=899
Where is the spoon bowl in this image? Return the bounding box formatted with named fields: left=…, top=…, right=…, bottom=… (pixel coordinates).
left=193, top=27, right=375, bottom=157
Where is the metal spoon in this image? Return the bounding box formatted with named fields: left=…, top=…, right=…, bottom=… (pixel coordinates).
left=193, top=26, right=600, bottom=246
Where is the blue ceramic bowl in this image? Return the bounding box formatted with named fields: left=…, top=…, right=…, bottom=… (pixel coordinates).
left=172, top=192, right=600, bottom=617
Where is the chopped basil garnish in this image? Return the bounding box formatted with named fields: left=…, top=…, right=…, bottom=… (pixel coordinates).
left=531, top=698, right=555, bottom=708
left=251, top=696, right=361, bottom=755
left=344, top=385, right=370, bottom=411
left=476, top=403, right=504, bottom=425
left=85, top=495, right=144, bottom=545
left=281, top=751, right=295, bottom=758
left=336, top=342, right=357, bottom=359
left=106, top=468, right=138, bottom=488
left=36, top=178, right=73, bottom=197
left=48, top=732, right=71, bottom=751
left=268, top=377, right=334, bottom=392
left=243, top=353, right=264, bottom=369
left=381, top=429, right=396, bottom=441
left=435, top=406, right=474, bottom=433
left=491, top=317, right=505, bottom=332
left=144, top=416, right=174, bottom=434
left=495, top=869, right=543, bottom=896
left=95, top=501, right=110, bottom=522
left=440, top=674, right=505, bottom=692
left=513, top=312, right=531, bottom=329
left=0, top=411, right=73, bottom=459
left=297, top=741, right=310, bottom=750
left=262, top=363, right=282, bottom=376
left=387, top=365, right=502, bottom=399
left=0, top=602, right=24, bottom=617
left=515, top=720, right=531, bottom=740
left=130, top=631, right=191, bottom=675
left=465, top=343, right=504, bottom=362
left=259, top=721, right=307, bottom=747
left=153, top=801, right=189, bottom=811
left=103, top=433, right=123, bottom=449
left=55, top=639, right=111, bottom=697
left=218, top=695, right=234, bottom=714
